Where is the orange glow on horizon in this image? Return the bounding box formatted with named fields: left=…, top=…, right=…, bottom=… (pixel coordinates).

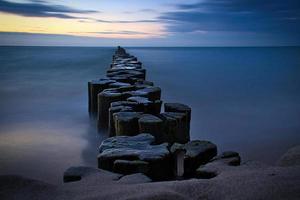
left=0, top=12, right=167, bottom=39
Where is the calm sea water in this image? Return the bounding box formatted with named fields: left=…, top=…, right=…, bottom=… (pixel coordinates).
left=0, top=46, right=299, bottom=183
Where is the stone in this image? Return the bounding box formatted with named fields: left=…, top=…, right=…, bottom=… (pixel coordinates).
left=211, top=151, right=241, bottom=166
left=277, top=146, right=300, bottom=167
left=113, top=112, right=142, bottom=136
left=219, top=151, right=240, bottom=159
left=138, top=114, right=164, bottom=143
left=98, top=133, right=172, bottom=180
left=170, top=140, right=217, bottom=176
left=113, top=160, right=149, bottom=175
left=196, top=152, right=241, bottom=178
left=63, top=166, right=121, bottom=183
left=160, top=112, right=190, bottom=144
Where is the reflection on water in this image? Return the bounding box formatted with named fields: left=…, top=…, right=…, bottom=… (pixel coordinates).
left=0, top=46, right=299, bottom=183
left=0, top=47, right=113, bottom=183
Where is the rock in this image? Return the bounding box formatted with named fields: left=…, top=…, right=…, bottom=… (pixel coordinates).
left=277, top=146, right=300, bottom=167
left=118, top=173, right=152, bottom=184
left=98, top=134, right=172, bottom=180
left=211, top=151, right=241, bottom=166
left=196, top=152, right=241, bottom=179
left=219, top=151, right=240, bottom=159
left=113, top=160, right=149, bottom=175
left=170, top=140, right=217, bottom=176
left=164, top=103, right=191, bottom=137
left=63, top=166, right=121, bottom=183
left=138, top=114, right=164, bottom=143
left=160, top=112, right=190, bottom=144
left=113, top=112, right=142, bottom=136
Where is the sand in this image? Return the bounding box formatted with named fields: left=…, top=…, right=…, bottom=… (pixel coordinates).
left=1, top=146, right=300, bottom=200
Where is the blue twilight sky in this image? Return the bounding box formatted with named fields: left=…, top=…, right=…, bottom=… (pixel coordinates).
left=0, top=0, right=299, bottom=46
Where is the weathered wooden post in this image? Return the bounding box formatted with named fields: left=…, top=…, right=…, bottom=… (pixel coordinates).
left=138, top=114, right=164, bottom=143
left=88, top=79, right=115, bottom=117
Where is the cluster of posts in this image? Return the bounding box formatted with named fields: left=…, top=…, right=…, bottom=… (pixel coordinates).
left=88, top=47, right=191, bottom=144
left=88, top=47, right=193, bottom=179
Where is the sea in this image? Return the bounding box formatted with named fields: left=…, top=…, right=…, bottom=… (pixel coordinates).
left=0, top=46, right=299, bottom=183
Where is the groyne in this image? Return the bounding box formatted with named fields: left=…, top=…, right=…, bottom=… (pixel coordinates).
left=88, top=47, right=240, bottom=180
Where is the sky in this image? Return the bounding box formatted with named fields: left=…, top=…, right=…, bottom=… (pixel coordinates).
left=0, top=0, right=299, bottom=46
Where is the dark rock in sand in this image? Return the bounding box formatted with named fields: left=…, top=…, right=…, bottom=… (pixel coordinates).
left=196, top=151, right=241, bottom=178
left=113, top=160, right=149, bottom=175
left=113, top=112, right=142, bottom=136
left=63, top=166, right=120, bottom=183
left=171, top=140, right=217, bottom=175
left=138, top=114, right=164, bottom=143
left=211, top=151, right=241, bottom=166
left=98, top=133, right=171, bottom=180
left=160, top=112, right=190, bottom=144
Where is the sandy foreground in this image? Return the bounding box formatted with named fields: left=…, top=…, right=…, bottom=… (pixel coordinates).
left=1, top=146, right=299, bottom=200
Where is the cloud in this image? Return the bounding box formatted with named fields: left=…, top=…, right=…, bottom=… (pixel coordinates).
left=159, top=0, right=300, bottom=34
left=95, top=19, right=159, bottom=23
left=0, top=0, right=97, bottom=19
left=69, top=30, right=151, bottom=36
left=123, top=8, right=157, bottom=14
left=85, top=30, right=150, bottom=35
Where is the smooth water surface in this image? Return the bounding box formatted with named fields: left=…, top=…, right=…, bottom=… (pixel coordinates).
left=0, top=46, right=299, bottom=183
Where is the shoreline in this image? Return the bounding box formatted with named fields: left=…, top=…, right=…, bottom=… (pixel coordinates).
left=0, top=145, right=299, bottom=200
